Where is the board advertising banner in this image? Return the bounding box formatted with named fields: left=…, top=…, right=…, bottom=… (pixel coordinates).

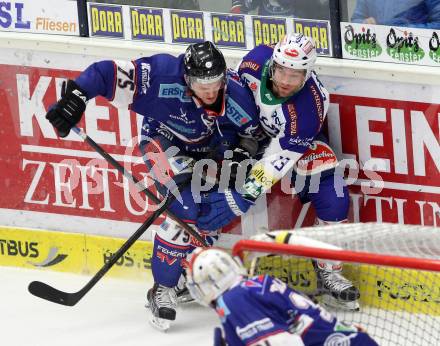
left=0, top=64, right=163, bottom=227
left=170, top=9, right=205, bottom=44
left=130, top=7, right=164, bottom=42
left=89, top=3, right=124, bottom=38
left=0, top=0, right=79, bottom=36
left=341, top=21, right=440, bottom=66
left=211, top=13, right=246, bottom=48
left=86, top=2, right=332, bottom=56
left=251, top=15, right=286, bottom=47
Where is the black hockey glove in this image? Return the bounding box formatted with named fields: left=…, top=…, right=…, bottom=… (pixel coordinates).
left=46, top=80, right=87, bottom=138
left=227, top=146, right=253, bottom=188
left=228, top=136, right=258, bottom=187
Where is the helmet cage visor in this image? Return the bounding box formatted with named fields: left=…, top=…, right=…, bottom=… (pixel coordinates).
left=186, top=270, right=236, bottom=306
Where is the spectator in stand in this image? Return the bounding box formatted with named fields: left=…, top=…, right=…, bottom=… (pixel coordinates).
left=231, top=0, right=330, bottom=20
left=351, top=0, right=440, bottom=29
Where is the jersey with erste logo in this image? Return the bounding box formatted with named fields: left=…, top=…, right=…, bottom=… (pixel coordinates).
left=75, top=54, right=261, bottom=155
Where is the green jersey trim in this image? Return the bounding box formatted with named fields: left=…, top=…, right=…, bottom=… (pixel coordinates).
left=259, top=60, right=290, bottom=105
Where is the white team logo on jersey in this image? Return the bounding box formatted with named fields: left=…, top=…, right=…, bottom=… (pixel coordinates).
left=140, top=63, right=151, bottom=94
left=324, top=332, right=357, bottom=346
left=169, top=108, right=196, bottom=125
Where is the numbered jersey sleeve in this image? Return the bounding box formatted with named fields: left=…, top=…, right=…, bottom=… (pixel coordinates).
left=74, top=53, right=183, bottom=109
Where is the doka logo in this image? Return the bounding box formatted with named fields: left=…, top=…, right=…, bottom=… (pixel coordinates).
left=343, top=25, right=382, bottom=59
left=386, top=28, right=425, bottom=63
left=429, top=32, right=440, bottom=64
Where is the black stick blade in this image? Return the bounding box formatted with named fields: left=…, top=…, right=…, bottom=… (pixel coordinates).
left=28, top=281, right=81, bottom=306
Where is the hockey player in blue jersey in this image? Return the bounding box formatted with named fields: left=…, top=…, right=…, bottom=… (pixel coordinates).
left=45, top=41, right=261, bottom=330
left=186, top=247, right=378, bottom=346
left=196, top=34, right=359, bottom=310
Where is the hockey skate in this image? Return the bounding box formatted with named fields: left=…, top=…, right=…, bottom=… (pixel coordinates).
left=174, top=272, right=194, bottom=304
left=146, top=283, right=177, bottom=331
left=145, top=275, right=194, bottom=306
left=313, top=260, right=360, bottom=311
left=174, top=285, right=194, bottom=304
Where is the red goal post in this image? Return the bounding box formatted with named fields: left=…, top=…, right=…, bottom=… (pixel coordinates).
left=231, top=223, right=440, bottom=346
left=232, top=239, right=440, bottom=272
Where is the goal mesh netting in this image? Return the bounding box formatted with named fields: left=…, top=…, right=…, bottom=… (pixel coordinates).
left=232, top=223, right=440, bottom=346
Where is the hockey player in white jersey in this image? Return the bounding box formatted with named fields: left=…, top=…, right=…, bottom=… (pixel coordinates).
left=196, top=33, right=359, bottom=310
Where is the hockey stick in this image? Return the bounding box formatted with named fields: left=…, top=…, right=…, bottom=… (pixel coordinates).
left=28, top=195, right=173, bottom=306
left=28, top=126, right=207, bottom=306
left=70, top=126, right=207, bottom=247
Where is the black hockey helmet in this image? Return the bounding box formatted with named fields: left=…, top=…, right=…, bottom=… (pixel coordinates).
left=184, top=41, right=226, bottom=85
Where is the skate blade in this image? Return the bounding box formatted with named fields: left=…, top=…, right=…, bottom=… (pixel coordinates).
left=177, top=296, right=195, bottom=304
left=148, top=314, right=171, bottom=332
left=321, top=294, right=360, bottom=311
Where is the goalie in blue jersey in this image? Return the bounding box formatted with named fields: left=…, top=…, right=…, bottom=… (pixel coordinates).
left=186, top=247, right=378, bottom=346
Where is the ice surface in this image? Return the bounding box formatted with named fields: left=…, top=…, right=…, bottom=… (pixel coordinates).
left=2, top=267, right=217, bottom=346
left=6, top=266, right=439, bottom=346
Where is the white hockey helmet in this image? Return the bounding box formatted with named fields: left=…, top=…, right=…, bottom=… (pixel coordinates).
left=186, top=248, right=245, bottom=306
left=271, top=33, right=317, bottom=81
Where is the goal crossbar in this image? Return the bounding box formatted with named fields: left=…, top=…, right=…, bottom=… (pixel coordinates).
left=232, top=239, right=440, bottom=272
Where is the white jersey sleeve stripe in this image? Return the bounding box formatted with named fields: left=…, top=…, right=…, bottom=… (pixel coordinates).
left=110, top=60, right=137, bottom=109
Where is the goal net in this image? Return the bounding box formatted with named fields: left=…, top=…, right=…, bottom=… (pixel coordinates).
left=232, top=223, right=440, bottom=346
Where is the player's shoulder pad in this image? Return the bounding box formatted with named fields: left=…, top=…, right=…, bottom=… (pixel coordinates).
left=226, top=69, right=247, bottom=88
left=304, top=72, right=328, bottom=124
left=134, top=53, right=184, bottom=78
left=225, top=71, right=258, bottom=128
left=281, top=73, right=327, bottom=139
left=238, top=45, right=272, bottom=75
